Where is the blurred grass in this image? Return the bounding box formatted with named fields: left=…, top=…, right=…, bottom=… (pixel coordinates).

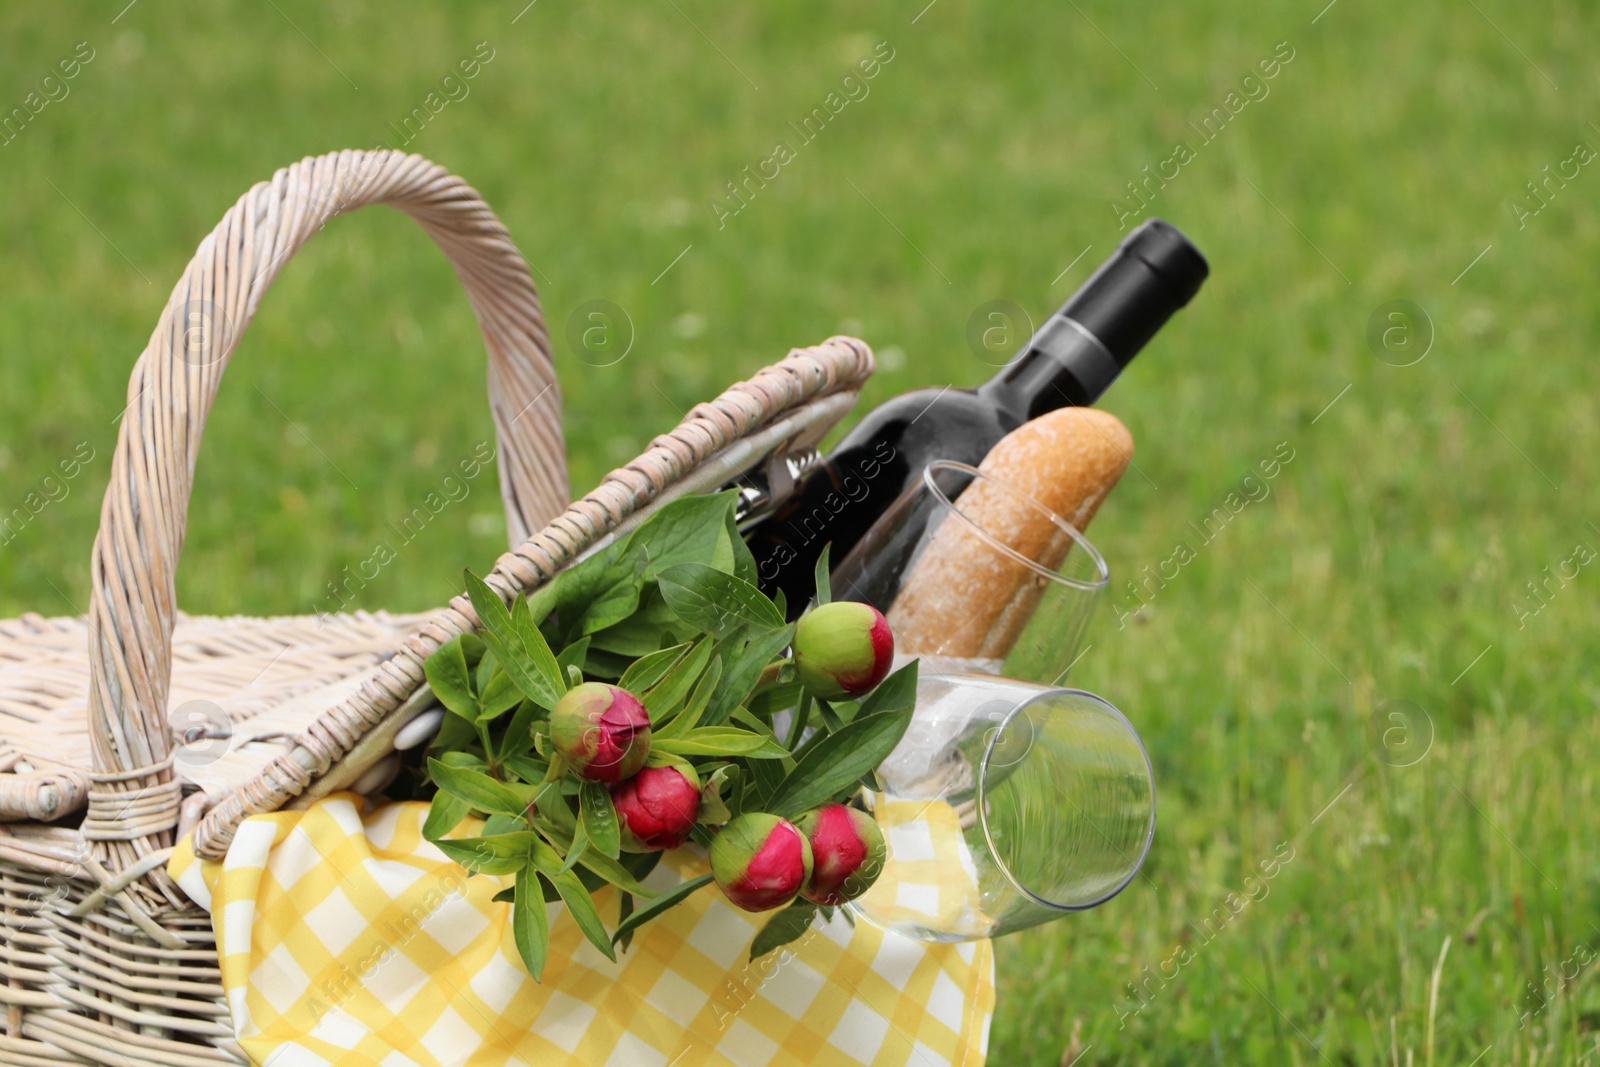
left=2, top=0, right=1598, bottom=1062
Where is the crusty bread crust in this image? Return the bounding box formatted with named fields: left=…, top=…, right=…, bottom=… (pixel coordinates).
left=888, top=408, right=1132, bottom=659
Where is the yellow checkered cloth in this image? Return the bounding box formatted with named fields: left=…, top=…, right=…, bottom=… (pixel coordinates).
left=856, top=801, right=995, bottom=940
left=168, top=792, right=994, bottom=1066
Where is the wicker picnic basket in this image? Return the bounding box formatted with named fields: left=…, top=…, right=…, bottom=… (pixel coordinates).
left=0, top=149, right=873, bottom=1065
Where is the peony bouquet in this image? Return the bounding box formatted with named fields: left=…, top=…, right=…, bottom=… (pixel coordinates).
left=419, top=492, right=915, bottom=979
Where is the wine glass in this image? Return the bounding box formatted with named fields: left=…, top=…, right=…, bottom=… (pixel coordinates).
left=830, top=461, right=1109, bottom=683
left=849, top=673, right=1154, bottom=941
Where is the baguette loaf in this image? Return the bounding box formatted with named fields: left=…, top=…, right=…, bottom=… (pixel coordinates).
left=887, top=408, right=1133, bottom=659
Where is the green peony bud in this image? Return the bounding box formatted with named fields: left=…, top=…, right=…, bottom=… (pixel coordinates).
left=710, top=812, right=813, bottom=912
left=794, top=804, right=887, bottom=906
left=548, top=682, right=651, bottom=783
left=793, top=601, right=894, bottom=702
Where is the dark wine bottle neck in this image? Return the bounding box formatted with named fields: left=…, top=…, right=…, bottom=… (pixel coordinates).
left=975, top=217, right=1208, bottom=422
left=976, top=314, right=1122, bottom=419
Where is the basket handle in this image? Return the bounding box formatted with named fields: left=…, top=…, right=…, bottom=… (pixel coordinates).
left=84, top=151, right=567, bottom=876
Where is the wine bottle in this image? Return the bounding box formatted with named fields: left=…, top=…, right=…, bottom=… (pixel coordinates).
left=747, top=217, right=1208, bottom=615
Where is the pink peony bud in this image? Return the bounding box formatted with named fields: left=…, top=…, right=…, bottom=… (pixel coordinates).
left=549, top=682, right=651, bottom=783
left=710, top=813, right=814, bottom=912
left=794, top=804, right=887, bottom=906
left=793, top=601, right=894, bottom=701
left=609, top=764, right=701, bottom=851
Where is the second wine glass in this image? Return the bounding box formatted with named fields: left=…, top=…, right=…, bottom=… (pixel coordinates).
left=848, top=673, right=1156, bottom=941
left=830, top=460, right=1109, bottom=683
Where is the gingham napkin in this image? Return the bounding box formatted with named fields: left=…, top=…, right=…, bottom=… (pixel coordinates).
left=168, top=792, right=994, bottom=1067
left=854, top=800, right=995, bottom=941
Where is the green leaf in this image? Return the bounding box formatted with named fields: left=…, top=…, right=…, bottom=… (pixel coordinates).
left=751, top=901, right=820, bottom=960
left=536, top=539, right=642, bottom=642
left=784, top=690, right=813, bottom=749
left=490, top=775, right=544, bottom=809
left=658, top=562, right=785, bottom=636
left=654, top=728, right=788, bottom=759
left=523, top=578, right=561, bottom=630
left=581, top=648, right=635, bottom=680
left=728, top=707, right=768, bottom=732
left=498, top=700, right=545, bottom=760
left=529, top=853, right=617, bottom=962
left=857, top=660, right=919, bottom=719
left=618, top=642, right=691, bottom=694
left=427, top=758, right=529, bottom=819
left=724, top=506, right=759, bottom=588
left=463, top=569, right=519, bottom=643
left=480, top=668, right=525, bottom=720
left=424, top=638, right=479, bottom=722
left=464, top=571, right=565, bottom=708
left=532, top=801, right=572, bottom=841
left=623, top=851, right=663, bottom=882
left=587, top=612, right=673, bottom=655
left=625, top=492, right=740, bottom=582
left=789, top=714, right=832, bottom=763
left=482, top=813, right=526, bottom=837
left=576, top=849, right=658, bottom=898
left=533, top=541, right=631, bottom=645
left=705, top=624, right=796, bottom=726
left=766, top=704, right=917, bottom=818
left=644, top=749, right=698, bottom=780
left=655, top=656, right=723, bottom=739
left=635, top=584, right=688, bottom=626
left=616, top=892, right=637, bottom=952
left=643, top=636, right=715, bottom=723
left=832, top=699, right=864, bottom=725
left=525, top=832, right=569, bottom=873
left=813, top=698, right=844, bottom=733
left=579, top=574, right=645, bottom=637
left=813, top=543, right=832, bottom=607
left=434, top=832, right=538, bottom=875
left=503, top=754, right=551, bottom=784
left=610, top=873, right=714, bottom=947
left=559, top=810, right=590, bottom=875
left=422, top=791, right=469, bottom=841
left=698, top=765, right=736, bottom=825
left=556, top=635, right=591, bottom=677
left=429, top=711, right=479, bottom=755
left=513, top=593, right=569, bottom=698
left=513, top=865, right=550, bottom=980
left=474, top=643, right=499, bottom=693
left=698, top=789, right=732, bottom=826
left=703, top=763, right=737, bottom=792
left=747, top=756, right=785, bottom=808
left=580, top=780, right=621, bottom=860
left=710, top=516, right=737, bottom=575
left=459, top=633, right=488, bottom=669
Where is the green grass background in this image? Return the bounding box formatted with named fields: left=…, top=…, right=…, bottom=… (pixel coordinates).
left=2, top=1, right=1597, bottom=1062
